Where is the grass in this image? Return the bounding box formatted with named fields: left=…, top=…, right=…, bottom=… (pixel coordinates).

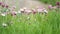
left=0, top=0, right=60, bottom=34
left=39, top=0, right=60, bottom=6
left=0, top=9, right=60, bottom=34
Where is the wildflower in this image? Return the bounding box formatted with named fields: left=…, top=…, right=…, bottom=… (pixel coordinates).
left=25, top=9, right=32, bottom=15
left=48, top=5, right=53, bottom=9
left=20, top=8, right=24, bottom=13
left=1, top=4, right=5, bottom=8
left=11, top=11, right=17, bottom=16
left=2, top=23, right=7, bottom=27
left=0, top=2, right=2, bottom=5
left=1, top=13, right=6, bottom=16
left=12, top=6, right=16, bottom=9
left=56, top=2, right=60, bottom=8
left=56, top=2, right=60, bottom=6
left=43, top=8, right=48, bottom=14
left=23, top=7, right=27, bottom=10
left=5, top=5, right=9, bottom=8
left=32, top=8, right=37, bottom=14
left=37, top=8, right=44, bottom=13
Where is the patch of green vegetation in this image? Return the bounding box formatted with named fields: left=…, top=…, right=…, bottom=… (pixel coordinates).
left=0, top=9, right=60, bottom=34
left=40, top=0, right=60, bottom=6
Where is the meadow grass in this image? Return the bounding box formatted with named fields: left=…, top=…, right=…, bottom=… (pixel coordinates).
left=0, top=9, right=60, bottom=34
left=39, top=0, right=60, bottom=6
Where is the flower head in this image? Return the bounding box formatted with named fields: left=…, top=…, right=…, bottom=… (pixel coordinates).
left=32, top=8, right=36, bottom=14
left=0, top=2, right=2, bottom=5
left=48, top=5, right=53, bottom=9
left=2, top=23, right=7, bottom=27
left=11, top=11, right=17, bottom=16
left=56, top=2, right=60, bottom=6
left=20, top=8, right=24, bottom=13
left=25, top=9, right=32, bottom=15
left=1, top=4, right=5, bottom=8
left=56, top=2, right=60, bottom=8
left=5, top=5, right=9, bottom=8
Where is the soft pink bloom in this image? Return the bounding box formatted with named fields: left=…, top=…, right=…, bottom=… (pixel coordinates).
left=48, top=5, right=53, bottom=9
left=56, top=2, right=60, bottom=8
left=1, top=4, right=5, bottom=8
left=0, top=2, right=2, bottom=5
left=32, top=9, right=37, bottom=14
left=11, top=11, right=17, bottom=16
left=12, top=6, right=16, bottom=9
left=24, top=9, right=32, bottom=15
left=5, top=5, right=9, bottom=8
left=56, top=2, right=60, bottom=6
left=37, top=7, right=44, bottom=13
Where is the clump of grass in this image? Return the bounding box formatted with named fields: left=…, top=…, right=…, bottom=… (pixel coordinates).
left=39, top=0, right=59, bottom=6
left=0, top=9, right=60, bottom=34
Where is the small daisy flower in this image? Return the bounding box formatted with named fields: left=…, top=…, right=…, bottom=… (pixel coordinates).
left=20, top=8, right=24, bottom=13
left=2, top=23, right=7, bottom=27
left=44, top=9, right=48, bottom=14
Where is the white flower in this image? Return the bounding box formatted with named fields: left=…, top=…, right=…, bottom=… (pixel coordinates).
left=43, top=9, right=48, bottom=14
left=20, top=9, right=24, bottom=13
left=20, top=9, right=24, bottom=11
left=1, top=13, right=6, bottom=16
left=2, top=23, right=7, bottom=27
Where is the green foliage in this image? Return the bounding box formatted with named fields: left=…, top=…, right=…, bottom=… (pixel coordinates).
left=39, top=0, right=59, bottom=6
left=0, top=9, right=60, bottom=34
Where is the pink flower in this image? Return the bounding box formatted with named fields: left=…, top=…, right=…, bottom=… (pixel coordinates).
left=56, top=2, right=60, bottom=8
left=24, top=9, right=32, bottom=15
left=11, top=11, right=17, bottom=16
left=5, top=5, right=9, bottom=8
left=12, top=6, right=16, bottom=9
left=1, top=4, right=5, bottom=8
left=56, top=2, right=60, bottom=6
left=37, top=7, right=44, bottom=13
left=48, top=5, right=53, bottom=9
left=32, top=9, right=37, bottom=14
left=0, top=2, right=2, bottom=5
